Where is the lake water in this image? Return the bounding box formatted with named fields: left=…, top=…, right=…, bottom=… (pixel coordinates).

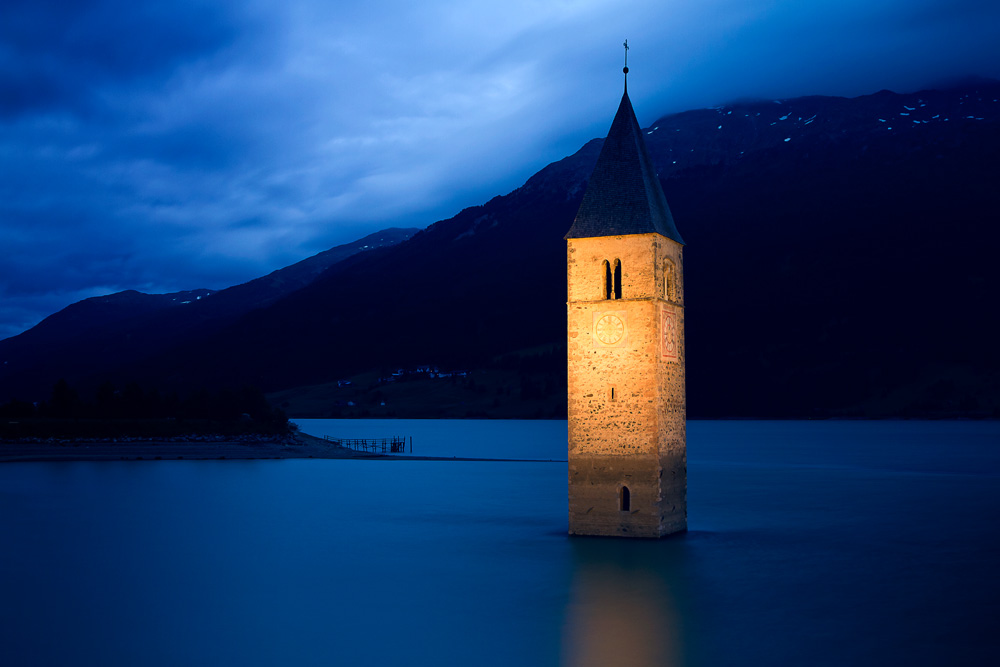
left=2, top=420, right=998, bottom=666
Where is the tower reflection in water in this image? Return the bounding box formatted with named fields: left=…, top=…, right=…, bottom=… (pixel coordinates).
left=563, top=537, right=690, bottom=667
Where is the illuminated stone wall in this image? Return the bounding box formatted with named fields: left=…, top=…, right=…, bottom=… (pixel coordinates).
left=566, top=233, right=686, bottom=538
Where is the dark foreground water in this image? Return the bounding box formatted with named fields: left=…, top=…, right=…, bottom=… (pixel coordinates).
left=2, top=421, right=998, bottom=666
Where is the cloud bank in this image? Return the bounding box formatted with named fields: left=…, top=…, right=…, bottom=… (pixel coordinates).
left=2, top=0, right=999, bottom=338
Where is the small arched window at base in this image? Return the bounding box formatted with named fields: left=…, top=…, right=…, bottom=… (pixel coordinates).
left=620, top=485, right=630, bottom=512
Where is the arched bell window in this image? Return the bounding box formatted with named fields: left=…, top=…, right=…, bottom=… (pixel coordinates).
left=613, top=259, right=622, bottom=300
left=602, top=260, right=612, bottom=300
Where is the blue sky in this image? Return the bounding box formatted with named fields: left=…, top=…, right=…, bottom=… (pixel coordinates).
left=2, top=0, right=999, bottom=339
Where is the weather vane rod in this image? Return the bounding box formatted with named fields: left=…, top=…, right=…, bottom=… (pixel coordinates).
left=623, top=39, right=630, bottom=90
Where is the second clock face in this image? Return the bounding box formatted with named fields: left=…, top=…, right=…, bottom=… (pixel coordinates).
left=661, top=306, right=679, bottom=360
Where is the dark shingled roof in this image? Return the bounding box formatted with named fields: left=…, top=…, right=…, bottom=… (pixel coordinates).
left=565, top=89, right=683, bottom=243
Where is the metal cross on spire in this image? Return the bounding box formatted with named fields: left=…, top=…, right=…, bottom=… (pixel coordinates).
left=622, top=39, right=630, bottom=90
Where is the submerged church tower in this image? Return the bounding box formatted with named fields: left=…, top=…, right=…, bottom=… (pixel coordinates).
left=565, top=56, right=687, bottom=538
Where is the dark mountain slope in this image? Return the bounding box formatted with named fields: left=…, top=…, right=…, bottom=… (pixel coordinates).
left=4, top=82, right=999, bottom=417
left=0, top=228, right=417, bottom=402
left=122, top=182, right=580, bottom=391
left=675, top=119, right=999, bottom=416
left=109, top=82, right=1000, bottom=417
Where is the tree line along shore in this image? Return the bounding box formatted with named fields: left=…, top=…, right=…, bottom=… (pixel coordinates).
left=0, top=380, right=307, bottom=461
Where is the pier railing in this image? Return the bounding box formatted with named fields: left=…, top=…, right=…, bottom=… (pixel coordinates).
left=323, top=435, right=410, bottom=454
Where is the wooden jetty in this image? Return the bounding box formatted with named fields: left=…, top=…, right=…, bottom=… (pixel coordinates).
left=323, top=435, right=411, bottom=454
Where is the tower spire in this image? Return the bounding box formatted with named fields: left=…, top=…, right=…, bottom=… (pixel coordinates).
left=623, top=39, right=629, bottom=91
left=564, top=52, right=683, bottom=244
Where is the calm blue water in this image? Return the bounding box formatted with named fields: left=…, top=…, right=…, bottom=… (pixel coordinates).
left=2, top=421, right=998, bottom=666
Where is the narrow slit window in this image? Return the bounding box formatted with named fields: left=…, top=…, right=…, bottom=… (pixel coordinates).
left=610, top=386, right=616, bottom=401
left=603, top=260, right=612, bottom=300
left=664, top=258, right=676, bottom=301
left=620, top=485, right=630, bottom=512
left=613, top=259, right=622, bottom=300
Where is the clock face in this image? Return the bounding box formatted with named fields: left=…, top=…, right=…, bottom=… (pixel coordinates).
left=595, top=314, right=625, bottom=345
left=592, top=311, right=627, bottom=348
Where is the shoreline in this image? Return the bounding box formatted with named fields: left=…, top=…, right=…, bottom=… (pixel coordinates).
left=0, top=432, right=562, bottom=464
left=0, top=432, right=368, bottom=464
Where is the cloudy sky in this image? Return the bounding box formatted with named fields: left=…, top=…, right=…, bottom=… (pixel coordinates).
left=2, top=0, right=999, bottom=339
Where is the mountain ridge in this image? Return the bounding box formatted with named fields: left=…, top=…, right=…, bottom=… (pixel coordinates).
left=2, top=80, right=998, bottom=418
left=0, top=228, right=418, bottom=402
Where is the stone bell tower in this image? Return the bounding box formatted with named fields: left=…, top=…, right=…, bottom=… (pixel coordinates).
left=565, top=54, right=686, bottom=538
